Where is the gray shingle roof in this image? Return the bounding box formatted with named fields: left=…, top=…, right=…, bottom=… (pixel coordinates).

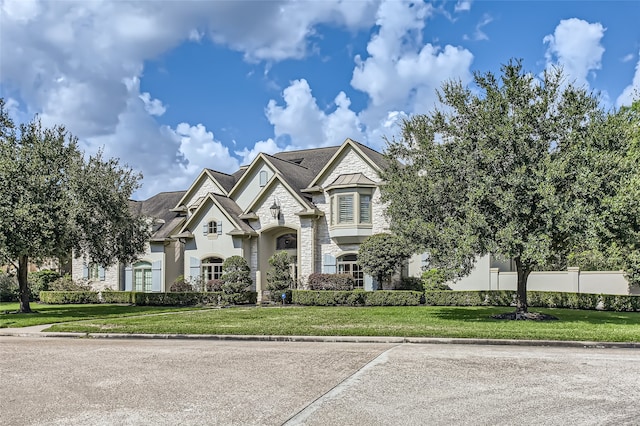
left=205, top=169, right=237, bottom=193
left=210, top=194, right=255, bottom=234
left=130, top=191, right=186, bottom=240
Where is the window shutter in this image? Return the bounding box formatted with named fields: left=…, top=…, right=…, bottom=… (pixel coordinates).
left=98, top=266, right=106, bottom=281
left=124, top=265, right=133, bottom=291
left=203, top=223, right=209, bottom=236
left=359, top=194, right=371, bottom=223
left=189, top=257, right=201, bottom=281
left=322, top=254, right=336, bottom=274
left=82, top=264, right=89, bottom=280
left=152, top=261, right=162, bottom=292
left=338, top=195, right=353, bottom=223
left=217, top=221, right=223, bottom=235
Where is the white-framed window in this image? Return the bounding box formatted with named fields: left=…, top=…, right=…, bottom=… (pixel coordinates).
left=259, top=170, right=268, bottom=187
left=330, top=190, right=373, bottom=226
left=337, top=254, right=364, bottom=289
left=203, top=220, right=222, bottom=236
left=202, top=257, right=224, bottom=281
left=133, top=261, right=152, bottom=292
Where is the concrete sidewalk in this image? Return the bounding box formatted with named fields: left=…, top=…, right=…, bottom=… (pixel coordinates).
left=1, top=323, right=639, bottom=348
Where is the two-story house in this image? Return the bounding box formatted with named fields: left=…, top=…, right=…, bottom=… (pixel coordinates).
left=74, top=138, right=395, bottom=299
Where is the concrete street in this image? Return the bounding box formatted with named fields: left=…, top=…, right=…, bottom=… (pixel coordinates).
left=1, top=337, right=639, bottom=425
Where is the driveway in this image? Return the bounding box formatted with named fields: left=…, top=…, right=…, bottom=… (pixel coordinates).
left=1, top=337, right=638, bottom=425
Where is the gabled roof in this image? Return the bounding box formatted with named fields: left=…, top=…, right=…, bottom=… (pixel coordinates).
left=129, top=190, right=186, bottom=240
left=243, top=172, right=316, bottom=215
left=177, top=192, right=255, bottom=236
left=307, top=138, right=387, bottom=189
left=273, top=146, right=340, bottom=176
left=172, top=169, right=234, bottom=210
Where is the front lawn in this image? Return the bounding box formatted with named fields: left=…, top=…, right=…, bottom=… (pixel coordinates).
left=0, top=303, right=200, bottom=328
left=44, top=305, right=640, bottom=342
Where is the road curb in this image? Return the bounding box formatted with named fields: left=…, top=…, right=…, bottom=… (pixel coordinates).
left=1, top=329, right=638, bottom=349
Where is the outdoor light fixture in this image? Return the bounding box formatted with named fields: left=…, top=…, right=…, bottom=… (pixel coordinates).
left=270, top=199, right=280, bottom=219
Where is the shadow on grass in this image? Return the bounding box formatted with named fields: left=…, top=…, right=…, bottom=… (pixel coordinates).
left=425, top=305, right=640, bottom=325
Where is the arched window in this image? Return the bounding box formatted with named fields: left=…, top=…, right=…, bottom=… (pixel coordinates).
left=202, top=257, right=224, bottom=281
left=133, top=261, right=152, bottom=292
left=276, top=233, right=297, bottom=250
left=337, top=254, right=364, bottom=289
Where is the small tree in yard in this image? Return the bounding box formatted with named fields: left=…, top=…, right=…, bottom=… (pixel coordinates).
left=221, top=255, right=252, bottom=294
left=0, top=99, right=150, bottom=313
left=266, top=251, right=293, bottom=293
left=382, top=60, right=640, bottom=318
left=358, top=233, right=412, bottom=290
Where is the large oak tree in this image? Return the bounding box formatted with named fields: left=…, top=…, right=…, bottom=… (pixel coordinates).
left=382, top=60, right=639, bottom=316
left=0, top=99, right=150, bottom=313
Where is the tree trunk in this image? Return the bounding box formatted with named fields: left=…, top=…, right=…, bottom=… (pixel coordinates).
left=514, top=257, right=530, bottom=318
left=18, top=254, right=32, bottom=313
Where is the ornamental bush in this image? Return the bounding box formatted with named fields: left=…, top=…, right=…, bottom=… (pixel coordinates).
left=39, top=291, right=99, bottom=304
left=169, top=276, right=193, bottom=292
left=307, top=273, right=354, bottom=290
left=0, top=272, right=18, bottom=302
left=205, top=279, right=224, bottom=292
left=28, top=270, right=61, bottom=301
left=266, top=251, right=293, bottom=292
left=221, top=256, right=252, bottom=294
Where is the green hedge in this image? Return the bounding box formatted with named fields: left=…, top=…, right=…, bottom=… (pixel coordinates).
left=101, top=291, right=133, bottom=304
left=38, top=291, right=257, bottom=306
left=292, top=290, right=421, bottom=306
left=39, top=291, right=100, bottom=304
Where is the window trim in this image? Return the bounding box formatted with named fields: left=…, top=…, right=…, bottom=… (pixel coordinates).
left=329, top=189, right=373, bottom=229
left=201, top=257, right=224, bottom=282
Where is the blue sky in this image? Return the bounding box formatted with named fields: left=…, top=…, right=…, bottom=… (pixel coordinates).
left=1, top=0, right=639, bottom=199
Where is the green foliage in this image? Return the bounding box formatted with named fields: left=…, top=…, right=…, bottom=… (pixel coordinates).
left=292, top=290, right=421, bottom=306
left=39, top=291, right=100, bottom=304
left=363, top=291, right=422, bottom=306
left=205, top=279, right=224, bottom=292
left=48, top=275, right=91, bottom=291
left=357, top=233, right=412, bottom=288
left=221, top=255, right=253, bottom=294
left=266, top=251, right=293, bottom=291
left=395, top=277, right=424, bottom=291
left=0, top=272, right=18, bottom=302
left=28, top=270, right=61, bottom=300
left=0, top=98, right=150, bottom=312
left=381, top=60, right=637, bottom=312
left=169, top=276, right=193, bottom=292
left=101, top=291, right=133, bottom=304
left=307, top=273, right=354, bottom=290
left=421, top=269, right=451, bottom=290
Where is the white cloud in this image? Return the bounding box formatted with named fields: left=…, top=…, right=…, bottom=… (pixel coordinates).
left=454, top=0, right=472, bottom=13
left=236, top=139, right=282, bottom=165
left=622, top=53, right=635, bottom=63
left=139, top=92, right=167, bottom=117
left=265, top=79, right=365, bottom=149
left=616, top=53, right=640, bottom=107
left=543, top=18, right=606, bottom=89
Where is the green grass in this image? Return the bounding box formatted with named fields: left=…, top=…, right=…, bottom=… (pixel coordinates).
left=0, top=303, right=200, bottom=328
left=41, top=305, right=640, bottom=342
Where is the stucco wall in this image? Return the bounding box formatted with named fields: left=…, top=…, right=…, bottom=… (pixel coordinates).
left=234, top=163, right=275, bottom=211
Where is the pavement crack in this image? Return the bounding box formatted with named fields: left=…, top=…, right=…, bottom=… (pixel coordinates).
left=281, top=344, right=401, bottom=425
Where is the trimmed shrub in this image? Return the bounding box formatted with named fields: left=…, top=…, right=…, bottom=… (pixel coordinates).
left=169, top=276, right=193, bottom=292
left=421, top=269, right=451, bottom=291
left=205, top=279, right=224, bottom=292
left=28, top=270, right=61, bottom=301
left=601, top=294, right=640, bottom=312
left=221, top=256, right=253, bottom=294
left=49, top=275, right=91, bottom=291
left=39, top=291, right=99, bottom=304
left=364, top=290, right=422, bottom=306
left=307, top=273, right=354, bottom=290
left=131, top=291, right=258, bottom=306
left=101, top=291, right=133, bottom=304
left=266, top=251, right=293, bottom=292
left=395, top=277, right=424, bottom=292
left=292, top=290, right=365, bottom=306
left=0, top=272, right=19, bottom=302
